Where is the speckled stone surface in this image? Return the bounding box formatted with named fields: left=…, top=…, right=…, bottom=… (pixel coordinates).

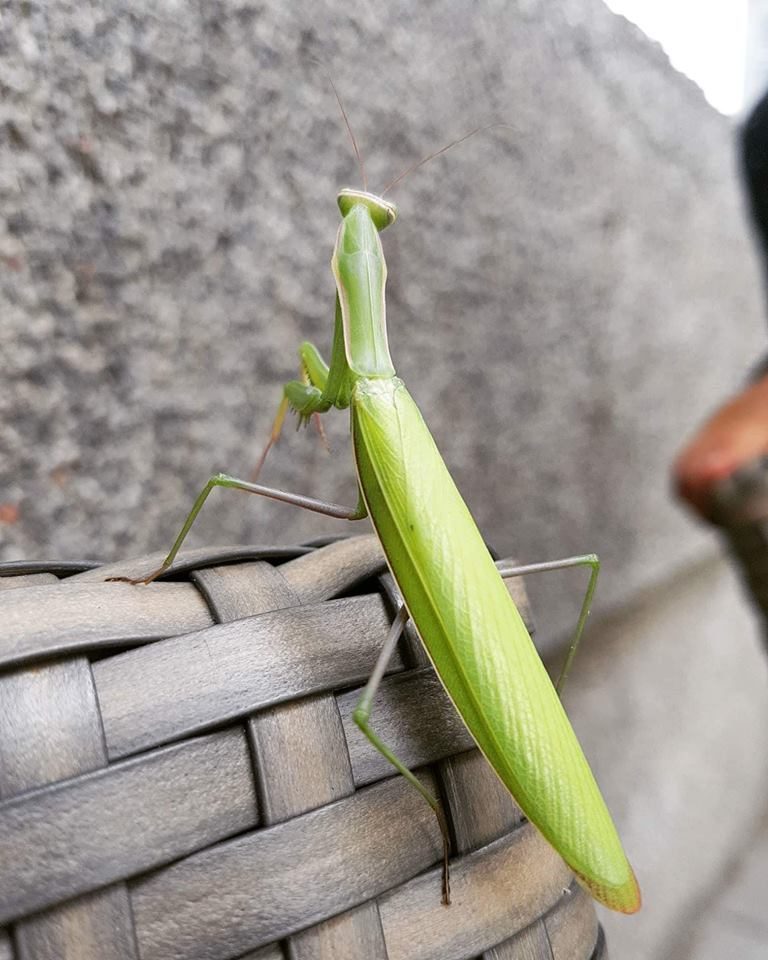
left=3, top=2, right=768, bottom=957
left=2, top=0, right=765, bottom=640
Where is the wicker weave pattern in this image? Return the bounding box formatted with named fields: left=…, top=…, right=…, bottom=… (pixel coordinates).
left=0, top=536, right=604, bottom=960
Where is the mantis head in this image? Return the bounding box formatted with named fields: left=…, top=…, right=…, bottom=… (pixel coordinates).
left=337, top=189, right=397, bottom=232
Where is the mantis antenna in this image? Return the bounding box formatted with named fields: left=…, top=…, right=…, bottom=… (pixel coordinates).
left=381, top=122, right=514, bottom=195
left=322, top=68, right=368, bottom=192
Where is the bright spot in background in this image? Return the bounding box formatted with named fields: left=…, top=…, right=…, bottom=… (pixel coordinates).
left=603, top=0, right=749, bottom=115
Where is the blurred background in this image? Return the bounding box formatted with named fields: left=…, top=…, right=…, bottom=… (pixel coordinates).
left=2, top=1, right=768, bottom=956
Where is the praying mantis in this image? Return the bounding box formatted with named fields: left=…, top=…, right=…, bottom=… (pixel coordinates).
left=117, top=114, right=641, bottom=915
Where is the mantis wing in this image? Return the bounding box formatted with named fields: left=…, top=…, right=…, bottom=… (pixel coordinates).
left=351, top=375, right=640, bottom=914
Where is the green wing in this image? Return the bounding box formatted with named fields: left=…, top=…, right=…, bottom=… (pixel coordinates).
left=351, top=376, right=640, bottom=914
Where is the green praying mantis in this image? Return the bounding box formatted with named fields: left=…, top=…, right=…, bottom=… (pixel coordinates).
left=117, top=109, right=641, bottom=915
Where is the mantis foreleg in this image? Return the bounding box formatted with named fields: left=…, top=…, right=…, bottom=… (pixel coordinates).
left=250, top=341, right=333, bottom=481
left=251, top=395, right=291, bottom=482
left=113, top=340, right=360, bottom=585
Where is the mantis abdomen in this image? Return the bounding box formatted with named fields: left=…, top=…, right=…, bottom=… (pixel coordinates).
left=352, top=375, right=640, bottom=913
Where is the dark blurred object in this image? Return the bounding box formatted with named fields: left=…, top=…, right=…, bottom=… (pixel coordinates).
left=742, top=89, right=768, bottom=285
left=672, top=89, right=768, bottom=522
left=712, top=456, right=768, bottom=632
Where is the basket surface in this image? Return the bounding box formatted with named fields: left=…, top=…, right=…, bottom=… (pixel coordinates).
left=0, top=536, right=605, bottom=960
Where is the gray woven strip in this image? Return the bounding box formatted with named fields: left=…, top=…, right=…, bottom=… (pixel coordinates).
left=0, top=539, right=602, bottom=959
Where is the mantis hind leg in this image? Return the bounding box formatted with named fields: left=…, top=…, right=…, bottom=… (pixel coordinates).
left=121, top=506, right=594, bottom=897
left=353, top=553, right=600, bottom=907
left=352, top=604, right=453, bottom=906
left=495, top=554, right=600, bottom=695
left=251, top=341, right=332, bottom=481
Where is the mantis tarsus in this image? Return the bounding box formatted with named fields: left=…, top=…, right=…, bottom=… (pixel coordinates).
left=117, top=121, right=641, bottom=915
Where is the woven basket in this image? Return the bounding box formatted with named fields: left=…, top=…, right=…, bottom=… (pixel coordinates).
left=0, top=535, right=605, bottom=960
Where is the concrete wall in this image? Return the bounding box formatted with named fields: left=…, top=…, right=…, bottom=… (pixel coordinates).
left=2, top=1, right=768, bottom=956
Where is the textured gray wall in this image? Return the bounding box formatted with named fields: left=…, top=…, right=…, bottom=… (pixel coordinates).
left=3, top=2, right=768, bottom=957
left=2, top=0, right=764, bottom=632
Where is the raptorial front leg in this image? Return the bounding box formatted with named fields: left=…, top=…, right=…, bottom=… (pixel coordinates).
left=251, top=339, right=334, bottom=481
